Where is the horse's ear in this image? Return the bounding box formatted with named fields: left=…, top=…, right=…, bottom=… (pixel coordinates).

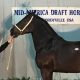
left=33, top=10, right=36, bottom=14
left=27, top=10, right=36, bottom=14
left=27, top=10, right=31, bottom=14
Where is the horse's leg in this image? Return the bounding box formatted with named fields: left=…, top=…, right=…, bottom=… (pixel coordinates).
left=36, top=53, right=54, bottom=80
left=41, top=68, right=53, bottom=80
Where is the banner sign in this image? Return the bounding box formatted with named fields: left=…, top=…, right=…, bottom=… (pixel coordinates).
left=12, top=7, right=80, bottom=24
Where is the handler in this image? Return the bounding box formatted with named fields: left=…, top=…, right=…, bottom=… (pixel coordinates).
left=0, top=35, right=13, bottom=53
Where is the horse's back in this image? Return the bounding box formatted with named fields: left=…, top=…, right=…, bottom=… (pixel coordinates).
left=54, top=40, right=80, bottom=73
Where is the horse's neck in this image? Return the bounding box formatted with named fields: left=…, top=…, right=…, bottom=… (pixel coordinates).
left=31, top=20, right=63, bottom=53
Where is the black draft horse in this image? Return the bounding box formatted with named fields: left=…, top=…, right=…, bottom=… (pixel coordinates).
left=10, top=12, right=80, bottom=80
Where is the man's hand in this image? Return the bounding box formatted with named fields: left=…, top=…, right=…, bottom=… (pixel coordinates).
left=7, top=36, right=14, bottom=44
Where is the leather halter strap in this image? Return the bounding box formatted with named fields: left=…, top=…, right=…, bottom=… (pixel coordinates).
left=15, top=16, right=34, bottom=33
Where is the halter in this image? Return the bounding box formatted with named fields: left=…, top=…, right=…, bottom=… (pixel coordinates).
left=15, top=16, right=34, bottom=34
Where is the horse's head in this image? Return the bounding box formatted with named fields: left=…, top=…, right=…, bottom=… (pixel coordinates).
left=10, top=13, right=34, bottom=38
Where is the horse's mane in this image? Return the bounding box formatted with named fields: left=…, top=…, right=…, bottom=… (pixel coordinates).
left=33, top=14, right=65, bottom=41
left=29, top=13, right=66, bottom=53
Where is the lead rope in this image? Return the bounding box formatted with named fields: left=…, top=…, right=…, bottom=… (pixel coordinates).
left=6, top=42, right=13, bottom=70
left=0, top=38, right=3, bottom=46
